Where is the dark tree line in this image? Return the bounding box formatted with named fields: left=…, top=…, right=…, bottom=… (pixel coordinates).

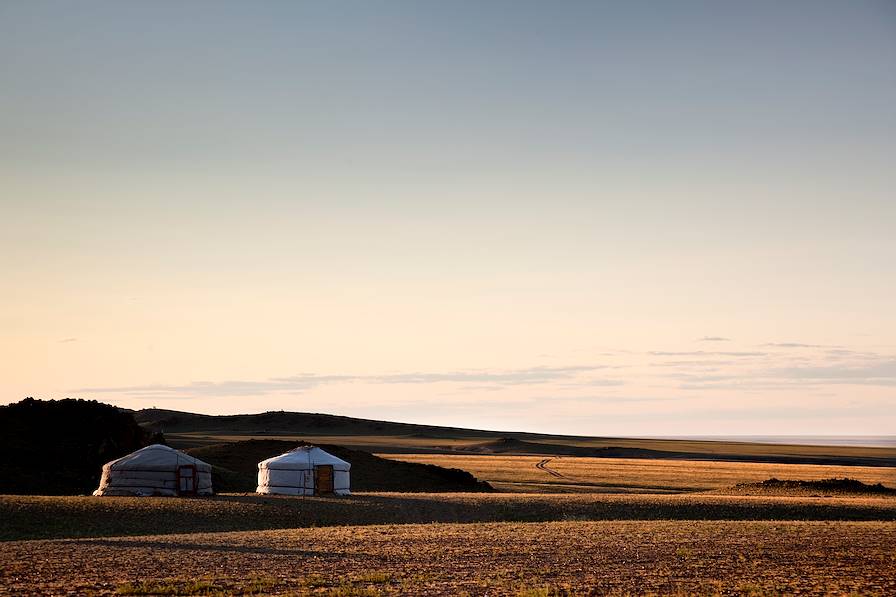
left=0, top=398, right=161, bottom=494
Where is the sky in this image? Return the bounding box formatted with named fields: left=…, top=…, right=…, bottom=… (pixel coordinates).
left=1, top=1, right=895, bottom=435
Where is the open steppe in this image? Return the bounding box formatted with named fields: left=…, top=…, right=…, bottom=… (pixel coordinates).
left=3, top=491, right=896, bottom=542
left=2, top=520, right=894, bottom=596
left=381, top=454, right=896, bottom=493
left=2, top=490, right=895, bottom=595
left=4, top=406, right=895, bottom=595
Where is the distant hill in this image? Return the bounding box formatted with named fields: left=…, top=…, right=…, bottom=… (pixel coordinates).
left=186, top=439, right=493, bottom=493
left=134, top=408, right=896, bottom=467
left=459, top=437, right=679, bottom=459
left=133, top=408, right=499, bottom=438
left=0, top=398, right=155, bottom=495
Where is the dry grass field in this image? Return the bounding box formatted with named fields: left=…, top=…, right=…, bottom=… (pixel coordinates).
left=3, top=492, right=895, bottom=542
left=5, top=411, right=896, bottom=595
left=382, top=454, right=896, bottom=493
left=2, top=520, right=894, bottom=595
left=3, top=463, right=896, bottom=595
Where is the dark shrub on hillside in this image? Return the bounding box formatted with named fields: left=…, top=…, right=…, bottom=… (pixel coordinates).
left=0, top=398, right=153, bottom=495
left=736, top=477, right=896, bottom=495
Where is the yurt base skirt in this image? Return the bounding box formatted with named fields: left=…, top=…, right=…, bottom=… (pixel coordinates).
left=256, top=486, right=350, bottom=496
left=93, top=471, right=213, bottom=496
left=94, top=487, right=183, bottom=497
left=93, top=486, right=214, bottom=497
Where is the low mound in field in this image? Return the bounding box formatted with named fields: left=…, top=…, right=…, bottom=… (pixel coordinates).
left=461, top=438, right=536, bottom=453
left=728, top=478, right=896, bottom=497
left=186, top=439, right=493, bottom=493
left=460, top=437, right=675, bottom=459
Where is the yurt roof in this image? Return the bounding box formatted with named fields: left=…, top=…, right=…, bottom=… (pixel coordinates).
left=258, top=446, right=350, bottom=470
left=104, top=444, right=212, bottom=472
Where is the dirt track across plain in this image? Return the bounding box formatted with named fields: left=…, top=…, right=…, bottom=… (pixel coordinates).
left=535, top=457, right=565, bottom=479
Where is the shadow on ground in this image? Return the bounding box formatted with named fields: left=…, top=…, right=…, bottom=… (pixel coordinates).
left=3, top=491, right=896, bottom=541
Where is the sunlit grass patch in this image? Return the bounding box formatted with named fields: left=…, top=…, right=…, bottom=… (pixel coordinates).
left=303, top=573, right=330, bottom=588
left=514, top=585, right=591, bottom=597
left=321, top=583, right=385, bottom=596
left=117, top=580, right=221, bottom=595
left=116, top=577, right=277, bottom=596
left=354, top=571, right=392, bottom=584
left=298, top=573, right=394, bottom=595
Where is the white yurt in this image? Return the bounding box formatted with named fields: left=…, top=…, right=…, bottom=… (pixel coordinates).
left=257, top=446, right=350, bottom=496
left=93, top=444, right=213, bottom=497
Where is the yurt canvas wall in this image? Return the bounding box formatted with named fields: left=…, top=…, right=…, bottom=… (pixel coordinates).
left=257, top=446, right=350, bottom=496
left=94, top=444, right=213, bottom=496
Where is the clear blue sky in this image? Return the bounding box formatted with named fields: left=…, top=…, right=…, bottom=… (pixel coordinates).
left=2, top=1, right=894, bottom=434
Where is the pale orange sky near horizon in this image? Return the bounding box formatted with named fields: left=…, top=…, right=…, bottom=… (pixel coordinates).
left=2, top=2, right=894, bottom=434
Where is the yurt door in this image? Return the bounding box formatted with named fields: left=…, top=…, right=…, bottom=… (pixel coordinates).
left=177, top=465, right=197, bottom=495
left=314, top=465, right=334, bottom=495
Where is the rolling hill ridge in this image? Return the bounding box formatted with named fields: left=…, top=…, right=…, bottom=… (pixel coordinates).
left=133, top=408, right=896, bottom=467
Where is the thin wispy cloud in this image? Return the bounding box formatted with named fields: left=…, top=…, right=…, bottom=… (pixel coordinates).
left=764, top=360, right=896, bottom=384
left=73, top=365, right=616, bottom=399
left=762, top=342, right=831, bottom=349
left=72, top=338, right=896, bottom=404
left=55, top=339, right=896, bottom=437
left=650, top=359, right=736, bottom=368
left=674, top=358, right=896, bottom=390
left=648, top=351, right=767, bottom=357
left=58, top=338, right=78, bottom=343
left=697, top=336, right=730, bottom=342
left=824, top=349, right=884, bottom=360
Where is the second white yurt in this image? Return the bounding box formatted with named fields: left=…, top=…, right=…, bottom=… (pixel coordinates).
left=93, top=444, right=213, bottom=497
left=257, top=446, right=350, bottom=496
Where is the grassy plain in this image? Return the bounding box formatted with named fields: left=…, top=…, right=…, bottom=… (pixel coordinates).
left=381, top=454, right=896, bottom=493
left=3, top=492, right=895, bottom=542
left=2, top=520, right=894, bottom=595
left=8, top=408, right=896, bottom=595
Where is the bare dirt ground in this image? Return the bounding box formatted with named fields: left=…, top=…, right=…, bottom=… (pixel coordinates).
left=4, top=453, right=895, bottom=595
left=1, top=520, right=894, bottom=595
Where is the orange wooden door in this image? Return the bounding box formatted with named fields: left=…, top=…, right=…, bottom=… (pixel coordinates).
left=315, top=465, right=334, bottom=494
